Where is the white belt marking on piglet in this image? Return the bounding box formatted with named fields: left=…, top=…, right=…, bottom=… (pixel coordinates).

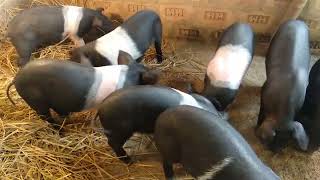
left=95, top=27, right=142, bottom=65
left=62, top=6, right=83, bottom=40
left=207, top=44, right=251, bottom=89
left=197, top=157, right=233, bottom=180
left=84, top=65, right=128, bottom=109
left=173, top=89, right=209, bottom=111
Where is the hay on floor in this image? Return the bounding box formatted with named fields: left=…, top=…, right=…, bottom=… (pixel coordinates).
left=0, top=2, right=201, bottom=179
left=2, top=1, right=320, bottom=180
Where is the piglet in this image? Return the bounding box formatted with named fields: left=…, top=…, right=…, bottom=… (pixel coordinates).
left=82, top=12, right=124, bottom=43
left=255, top=20, right=310, bottom=152
left=6, top=51, right=159, bottom=128
left=202, top=22, right=255, bottom=111
left=7, top=5, right=114, bottom=67
left=155, top=105, right=279, bottom=180
left=70, top=10, right=163, bottom=67
left=296, top=59, right=320, bottom=151
left=97, top=85, right=219, bottom=163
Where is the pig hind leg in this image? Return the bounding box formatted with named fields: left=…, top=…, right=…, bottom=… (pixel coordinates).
left=107, top=132, right=133, bottom=164
left=27, top=101, right=59, bottom=129
left=153, top=21, right=163, bottom=63
left=12, top=39, right=38, bottom=67
left=156, top=127, right=180, bottom=178
left=12, top=38, right=39, bottom=67
left=257, top=83, right=267, bottom=128
left=20, top=88, right=59, bottom=129
left=163, top=161, right=174, bottom=180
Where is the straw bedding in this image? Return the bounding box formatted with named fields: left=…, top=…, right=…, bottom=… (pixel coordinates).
left=0, top=1, right=201, bottom=179
left=1, top=0, right=320, bottom=180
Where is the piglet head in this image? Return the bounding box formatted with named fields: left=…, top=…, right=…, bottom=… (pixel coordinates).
left=83, top=8, right=115, bottom=43
left=92, top=8, right=114, bottom=34
left=118, top=50, right=160, bottom=85
left=269, top=121, right=309, bottom=152
left=291, top=121, right=309, bottom=151
left=256, top=117, right=309, bottom=152
left=255, top=117, right=276, bottom=149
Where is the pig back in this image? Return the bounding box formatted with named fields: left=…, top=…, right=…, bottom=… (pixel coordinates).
left=265, top=20, right=310, bottom=75
left=8, top=6, right=64, bottom=44
left=218, top=22, right=254, bottom=53
left=15, top=60, right=95, bottom=113
left=155, top=105, right=278, bottom=179
left=98, top=85, right=189, bottom=133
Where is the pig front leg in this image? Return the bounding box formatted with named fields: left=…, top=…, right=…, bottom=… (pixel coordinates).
left=107, top=133, right=133, bottom=164
left=153, top=19, right=163, bottom=63
left=38, top=112, right=60, bottom=130
left=162, top=161, right=175, bottom=180
left=70, top=35, right=85, bottom=47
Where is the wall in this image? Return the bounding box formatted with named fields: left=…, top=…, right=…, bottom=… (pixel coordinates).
left=2, top=0, right=319, bottom=54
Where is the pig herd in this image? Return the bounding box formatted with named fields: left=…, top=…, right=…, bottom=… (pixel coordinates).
left=3, top=4, right=320, bottom=180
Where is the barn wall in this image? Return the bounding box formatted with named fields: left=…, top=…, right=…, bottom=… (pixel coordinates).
left=1, top=0, right=320, bottom=54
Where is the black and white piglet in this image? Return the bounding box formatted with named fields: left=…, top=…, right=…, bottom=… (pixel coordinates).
left=6, top=51, right=159, bottom=128
left=97, top=85, right=219, bottom=163
left=155, top=105, right=279, bottom=180
left=202, top=22, right=255, bottom=111
left=256, top=20, right=310, bottom=152
left=71, top=10, right=163, bottom=67
left=7, top=5, right=114, bottom=67
left=297, top=59, right=320, bottom=151
left=82, top=13, right=124, bottom=43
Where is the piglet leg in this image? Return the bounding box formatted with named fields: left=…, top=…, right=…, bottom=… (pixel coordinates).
left=107, top=134, right=132, bottom=164
left=22, top=92, right=60, bottom=130
left=163, top=161, right=174, bottom=180
left=70, top=35, right=85, bottom=47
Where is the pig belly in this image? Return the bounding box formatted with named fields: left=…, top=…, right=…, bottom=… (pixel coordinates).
left=207, top=44, right=251, bottom=89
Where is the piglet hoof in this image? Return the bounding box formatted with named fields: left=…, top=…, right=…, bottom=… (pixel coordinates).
left=50, top=123, right=65, bottom=135
left=120, top=156, right=133, bottom=165
left=52, top=124, right=60, bottom=130
left=156, top=55, right=163, bottom=64
left=17, top=58, right=29, bottom=67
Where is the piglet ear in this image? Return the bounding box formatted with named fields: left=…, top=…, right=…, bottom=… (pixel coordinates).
left=117, top=50, right=134, bottom=65
left=96, top=7, right=104, bottom=13
left=141, top=69, right=160, bottom=85
left=92, top=16, right=103, bottom=27
left=292, top=121, right=309, bottom=151
left=255, top=120, right=276, bottom=144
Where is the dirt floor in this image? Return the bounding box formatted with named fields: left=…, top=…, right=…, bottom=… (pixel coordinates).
left=1, top=35, right=320, bottom=179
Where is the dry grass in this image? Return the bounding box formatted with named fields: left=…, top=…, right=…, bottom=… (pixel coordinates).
left=2, top=1, right=320, bottom=180
left=0, top=1, right=202, bottom=179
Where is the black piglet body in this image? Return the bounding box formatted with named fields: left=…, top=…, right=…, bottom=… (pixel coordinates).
left=155, top=105, right=279, bottom=180
left=71, top=10, right=163, bottom=67
left=202, top=22, right=254, bottom=111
